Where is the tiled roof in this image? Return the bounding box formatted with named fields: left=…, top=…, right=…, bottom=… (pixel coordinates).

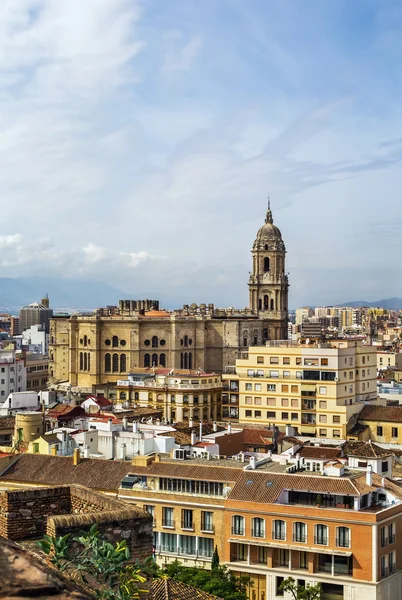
left=353, top=473, right=402, bottom=499
left=242, top=428, right=274, bottom=447
left=0, top=416, right=15, bottom=429
left=227, top=471, right=368, bottom=504
left=0, top=454, right=132, bottom=492
left=85, top=395, right=112, bottom=407
left=47, top=404, right=84, bottom=417
left=151, top=578, right=223, bottom=600
left=347, top=422, right=369, bottom=436
left=126, top=460, right=241, bottom=482
left=358, top=405, right=402, bottom=423
left=298, top=446, right=342, bottom=460
left=342, top=441, right=392, bottom=458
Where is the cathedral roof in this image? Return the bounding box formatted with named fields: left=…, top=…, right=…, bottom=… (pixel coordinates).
left=253, top=203, right=285, bottom=251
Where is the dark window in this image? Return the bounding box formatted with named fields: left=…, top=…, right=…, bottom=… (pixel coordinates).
left=264, top=295, right=269, bottom=310
left=264, top=257, right=270, bottom=272
left=112, top=353, right=119, bottom=372
left=152, top=336, right=158, bottom=348
left=263, top=328, right=268, bottom=340
left=105, top=339, right=111, bottom=346
left=80, top=352, right=83, bottom=370
left=303, top=370, right=320, bottom=380
left=120, top=354, right=126, bottom=373
left=87, top=352, right=90, bottom=371
left=105, top=353, right=111, bottom=372
left=83, top=335, right=88, bottom=346
left=184, top=335, right=189, bottom=347
left=377, top=426, right=383, bottom=436
left=382, top=460, right=388, bottom=473
left=270, top=298, right=274, bottom=310
left=160, top=353, right=166, bottom=367
left=144, top=339, right=150, bottom=346
left=152, top=353, right=158, bottom=366
left=120, top=339, right=126, bottom=346
left=188, top=352, right=192, bottom=369
left=83, top=352, right=87, bottom=371
left=321, top=371, right=336, bottom=381
left=243, top=338, right=248, bottom=347
left=258, top=299, right=262, bottom=310
left=144, top=354, right=150, bottom=367
left=112, top=336, right=118, bottom=348
left=160, top=339, right=166, bottom=346
left=276, top=577, right=284, bottom=597
left=392, top=427, right=398, bottom=438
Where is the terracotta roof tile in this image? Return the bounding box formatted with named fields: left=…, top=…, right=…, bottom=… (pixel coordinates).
left=358, top=405, right=402, bottom=423
left=342, top=441, right=392, bottom=458
left=242, top=428, right=274, bottom=447
left=0, top=416, right=15, bottom=429
left=298, top=446, right=342, bottom=460
left=151, top=579, right=223, bottom=600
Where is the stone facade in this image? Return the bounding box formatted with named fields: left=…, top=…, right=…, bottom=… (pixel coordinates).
left=49, top=207, right=289, bottom=388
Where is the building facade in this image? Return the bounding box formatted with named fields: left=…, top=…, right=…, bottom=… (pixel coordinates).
left=0, top=350, right=26, bottom=401
left=19, top=300, right=53, bottom=334
left=223, top=340, right=378, bottom=437
left=49, top=207, right=289, bottom=390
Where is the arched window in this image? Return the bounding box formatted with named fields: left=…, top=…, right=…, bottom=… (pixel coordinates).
left=293, top=522, right=307, bottom=543
left=273, top=520, right=286, bottom=540
left=87, top=352, right=90, bottom=371
left=83, top=335, right=88, bottom=347
left=232, top=515, right=245, bottom=536
left=79, top=352, right=83, bottom=370
left=183, top=352, right=188, bottom=369
left=264, top=257, right=270, bottom=272
left=184, top=335, right=189, bottom=347
left=157, top=394, right=163, bottom=403
left=171, top=394, right=175, bottom=404
left=144, top=354, right=150, bottom=367
left=180, top=353, right=184, bottom=369
left=263, top=328, right=268, bottom=340
left=152, top=336, right=158, bottom=348
left=252, top=517, right=265, bottom=538
left=120, top=353, right=126, bottom=373
left=148, top=392, right=153, bottom=402
left=188, top=352, right=192, bottom=369
left=314, top=524, right=328, bottom=545
left=152, top=353, right=158, bottom=366
left=183, top=395, right=189, bottom=404
left=120, top=391, right=126, bottom=400
left=258, top=299, right=262, bottom=310
left=112, top=353, right=119, bottom=372
left=83, top=352, right=87, bottom=371
left=105, top=353, right=111, bottom=372
left=270, top=298, right=274, bottom=310
left=336, top=526, right=350, bottom=548
left=160, top=353, right=166, bottom=367
left=264, top=294, right=269, bottom=310
left=112, top=335, right=119, bottom=348
left=134, top=391, right=139, bottom=400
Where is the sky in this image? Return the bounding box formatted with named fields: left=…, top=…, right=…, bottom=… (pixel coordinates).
left=1, top=0, right=402, bottom=309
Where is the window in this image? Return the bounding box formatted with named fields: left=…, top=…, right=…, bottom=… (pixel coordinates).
left=276, top=577, right=284, bottom=597
left=201, top=511, right=213, bottom=532
left=264, top=257, right=270, bottom=272
left=319, top=429, right=327, bottom=437
left=267, top=411, right=276, bottom=418
left=267, top=398, right=276, bottom=405
left=293, top=522, right=306, bottom=543
left=254, top=383, right=262, bottom=391
left=198, top=537, right=213, bottom=557
left=134, top=392, right=139, bottom=400
left=144, top=353, right=150, bottom=367
left=112, top=353, right=119, bottom=373
left=267, top=384, right=276, bottom=391
left=120, top=354, right=126, bottom=373
left=333, top=429, right=341, bottom=438
left=392, top=427, right=398, bottom=438
left=283, top=371, right=290, bottom=379
left=272, top=520, right=285, bottom=540
left=270, top=357, right=279, bottom=364
left=389, top=551, right=395, bottom=574
left=281, top=385, right=289, bottom=392
left=377, top=426, right=383, bottom=436
left=257, top=356, right=264, bottom=364
left=159, top=353, right=166, bottom=367
left=181, top=509, right=193, bottom=530
left=162, top=507, right=174, bottom=528
left=152, top=353, right=158, bottom=367
left=333, top=415, right=340, bottom=424
left=245, top=396, right=252, bottom=405
left=179, top=535, right=196, bottom=555
left=270, top=370, right=279, bottom=378
left=105, top=353, right=111, bottom=372
left=319, top=386, right=327, bottom=395
left=336, top=527, right=350, bottom=548
left=319, top=400, right=327, bottom=409
left=291, top=385, right=298, bottom=393
left=144, top=505, right=155, bottom=521
left=254, top=410, right=261, bottom=418
left=381, top=555, right=387, bottom=577
left=152, top=336, right=158, bottom=348
left=321, top=358, right=328, bottom=366
left=112, top=335, right=118, bottom=347
left=232, top=515, right=245, bottom=535
left=389, top=522, right=396, bottom=544
left=319, top=415, right=327, bottom=423
left=315, top=524, right=328, bottom=545
left=161, top=532, right=176, bottom=553
left=382, top=460, right=389, bottom=473
left=281, top=412, right=289, bottom=420
left=245, top=410, right=252, bottom=417
left=291, top=413, right=298, bottom=421
left=296, top=371, right=302, bottom=379
left=291, top=399, right=298, bottom=407
left=281, top=398, right=289, bottom=406
left=252, top=517, right=265, bottom=538
left=245, top=383, right=252, bottom=390
left=254, top=397, right=262, bottom=405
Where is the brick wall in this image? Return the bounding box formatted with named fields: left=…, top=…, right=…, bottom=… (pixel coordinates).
left=0, top=486, right=71, bottom=540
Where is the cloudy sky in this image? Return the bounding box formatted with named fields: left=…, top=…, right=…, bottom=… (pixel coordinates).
left=1, top=0, right=402, bottom=309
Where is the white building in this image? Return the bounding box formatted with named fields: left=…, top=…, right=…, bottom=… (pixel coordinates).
left=0, top=351, right=27, bottom=401
left=20, top=324, right=48, bottom=354
left=0, top=391, right=40, bottom=415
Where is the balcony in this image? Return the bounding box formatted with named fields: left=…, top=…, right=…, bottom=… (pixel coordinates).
left=301, top=414, right=316, bottom=425
left=381, top=537, right=388, bottom=548
left=382, top=564, right=396, bottom=578
left=336, top=538, right=350, bottom=548
left=314, top=537, right=328, bottom=545
left=230, top=554, right=246, bottom=562
left=390, top=533, right=396, bottom=544
left=231, top=527, right=245, bottom=536
left=251, top=529, right=265, bottom=538
left=293, top=534, right=306, bottom=543
left=272, top=531, right=286, bottom=541
left=302, top=400, right=316, bottom=411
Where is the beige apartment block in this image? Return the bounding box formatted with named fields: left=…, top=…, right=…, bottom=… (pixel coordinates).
left=377, top=351, right=402, bottom=372
left=223, top=340, right=378, bottom=438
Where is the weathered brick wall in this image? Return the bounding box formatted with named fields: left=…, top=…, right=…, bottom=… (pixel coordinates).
left=0, top=487, right=71, bottom=540
left=70, top=485, right=119, bottom=514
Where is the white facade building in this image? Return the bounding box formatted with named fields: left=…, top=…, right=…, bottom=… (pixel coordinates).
left=0, top=351, right=27, bottom=401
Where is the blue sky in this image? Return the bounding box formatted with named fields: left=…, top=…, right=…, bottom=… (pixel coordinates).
left=1, top=0, right=402, bottom=308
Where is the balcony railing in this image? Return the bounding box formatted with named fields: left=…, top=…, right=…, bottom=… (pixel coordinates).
left=162, top=520, right=175, bottom=528
left=272, top=531, right=286, bottom=541
left=201, top=524, right=214, bottom=533
left=181, top=521, right=194, bottom=531
left=314, top=537, right=328, bottom=545
left=390, top=534, right=396, bottom=544
left=231, top=527, right=245, bottom=536
left=251, top=529, right=265, bottom=538
left=381, top=566, right=396, bottom=578
left=336, top=538, right=350, bottom=548
left=293, top=534, right=306, bottom=543
left=230, top=554, right=246, bottom=562
left=381, top=537, right=388, bottom=548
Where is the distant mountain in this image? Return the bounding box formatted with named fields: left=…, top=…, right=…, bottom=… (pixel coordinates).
left=341, top=297, right=402, bottom=309
left=0, top=277, right=130, bottom=311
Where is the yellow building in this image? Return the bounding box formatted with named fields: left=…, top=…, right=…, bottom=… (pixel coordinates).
left=49, top=206, right=289, bottom=392
left=349, top=405, right=402, bottom=444
left=27, top=433, right=60, bottom=455
left=377, top=351, right=402, bottom=372
left=223, top=340, right=378, bottom=438
left=116, top=368, right=222, bottom=422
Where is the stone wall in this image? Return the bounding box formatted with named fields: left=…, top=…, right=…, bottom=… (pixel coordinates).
left=0, top=486, right=71, bottom=540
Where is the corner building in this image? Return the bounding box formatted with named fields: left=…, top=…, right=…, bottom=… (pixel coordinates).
left=49, top=207, right=289, bottom=390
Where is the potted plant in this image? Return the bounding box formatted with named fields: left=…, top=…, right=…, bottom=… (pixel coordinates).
left=316, top=494, right=322, bottom=508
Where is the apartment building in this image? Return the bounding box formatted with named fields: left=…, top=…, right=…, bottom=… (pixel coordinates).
left=25, top=353, right=49, bottom=392
left=222, top=340, right=378, bottom=437
left=349, top=405, right=402, bottom=444
left=377, top=351, right=402, bottom=372
left=116, top=368, right=222, bottom=423
left=0, top=350, right=26, bottom=401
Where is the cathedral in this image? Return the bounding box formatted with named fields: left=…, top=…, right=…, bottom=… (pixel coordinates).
left=49, top=206, right=289, bottom=390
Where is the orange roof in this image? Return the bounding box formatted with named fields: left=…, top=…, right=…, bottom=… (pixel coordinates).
left=143, top=310, right=171, bottom=317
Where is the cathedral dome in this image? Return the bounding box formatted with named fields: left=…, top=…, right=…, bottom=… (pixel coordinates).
left=253, top=204, right=286, bottom=252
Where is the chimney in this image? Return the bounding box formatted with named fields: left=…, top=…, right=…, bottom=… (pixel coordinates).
left=189, top=418, right=194, bottom=428
left=120, top=443, right=126, bottom=460
left=156, top=419, right=160, bottom=426
left=123, top=417, right=128, bottom=431
left=213, top=421, right=218, bottom=432
left=82, top=445, right=90, bottom=459
left=199, top=420, right=203, bottom=441
left=51, top=445, right=57, bottom=456
left=267, top=450, right=272, bottom=458
left=250, top=456, right=257, bottom=470
left=73, top=448, right=81, bottom=466
left=133, top=421, right=138, bottom=433
left=366, top=465, right=373, bottom=486
left=382, top=477, right=386, bottom=487
left=191, top=430, right=197, bottom=445
left=228, top=423, right=232, bottom=434
left=285, top=424, right=293, bottom=438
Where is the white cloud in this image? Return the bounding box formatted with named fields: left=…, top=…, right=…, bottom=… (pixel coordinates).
left=163, top=34, right=203, bottom=71
left=0, top=233, right=23, bottom=249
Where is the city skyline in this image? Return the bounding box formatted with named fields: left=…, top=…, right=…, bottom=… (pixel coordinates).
left=1, top=0, right=402, bottom=308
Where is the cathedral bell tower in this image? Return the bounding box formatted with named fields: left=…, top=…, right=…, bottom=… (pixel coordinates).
left=248, top=200, right=289, bottom=339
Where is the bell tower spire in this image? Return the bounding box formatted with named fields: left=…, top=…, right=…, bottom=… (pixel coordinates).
left=248, top=201, right=289, bottom=340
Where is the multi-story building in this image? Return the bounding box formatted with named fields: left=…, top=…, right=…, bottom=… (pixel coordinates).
left=0, top=350, right=26, bottom=401
left=48, top=206, right=289, bottom=390
left=295, top=307, right=313, bottom=326
left=223, top=340, right=378, bottom=437
left=349, top=405, right=402, bottom=445
left=25, top=353, right=49, bottom=392
left=377, top=351, right=402, bottom=372
left=116, top=368, right=222, bottom=423
left=19, top=299, right=53, bottom=334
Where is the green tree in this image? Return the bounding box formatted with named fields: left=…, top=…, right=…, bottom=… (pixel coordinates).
left=279, top=577, right=322, bottom=600
left=37, top=524, right=147, bottom=600
left=164, top=560, right=249, bottom=600
left=211, top=546, right=220, bottom=570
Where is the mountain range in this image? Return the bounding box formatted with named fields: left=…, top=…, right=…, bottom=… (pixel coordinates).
left=340, top=298, right=402, bottom=309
